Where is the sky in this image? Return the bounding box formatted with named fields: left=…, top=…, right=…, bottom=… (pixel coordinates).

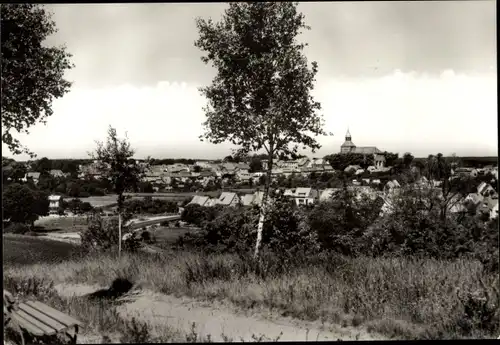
left=3, top=1, right=497, bottom=160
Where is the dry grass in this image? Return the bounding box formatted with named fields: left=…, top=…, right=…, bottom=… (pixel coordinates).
left=34, top=216, right=89, bottom=232
left=4, top=250, right=498, bottom=340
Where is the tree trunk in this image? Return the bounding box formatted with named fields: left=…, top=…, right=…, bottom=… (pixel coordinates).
left=254, top=155, right=273, bottom=259
left=118, top=212, right=122, bottom=258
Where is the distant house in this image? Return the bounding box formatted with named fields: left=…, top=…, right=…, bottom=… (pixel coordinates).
left=373, top=154, right=386, bottom=169
left=236, top=169, right=252, bottom=183
left=188, top=195, right=214, bottom=207
left=216, top=192, right=240, bottom=206
left=48, top=195, right=63, bottom=215
left=167, top=164, right=190, bottom=173
left=194, top=161, right=212, bottom=169
left=241, top=194, right=255, bottom=206
left=24, top=172, right=41, bottom=184
left=384, top=180, right=401, bottom=194
left=490, top=201, right=499, bottom=219
left=236, top=162, right=250, bottom=171
left=284, top=187, right=317, bottom=206
left=344, top=165, right=361, bottom=174
left=453, top=167, right=478, bottom=178
left=319, top=188, right=339, bottom=202
left=478, top=182, right=497, bottom=198
left=49, top=169, right=66, bottom=178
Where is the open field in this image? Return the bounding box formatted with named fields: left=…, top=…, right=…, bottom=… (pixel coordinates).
left=4, top=246, right=498, bottom=340
left=150, top=226, right=201, bottom=248
left=34, top=215, right=89, bottom=232
left=3, top=234, right=83, bottom=265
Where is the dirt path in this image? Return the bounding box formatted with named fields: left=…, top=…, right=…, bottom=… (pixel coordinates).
left=54, top=283, right=384, bottom=342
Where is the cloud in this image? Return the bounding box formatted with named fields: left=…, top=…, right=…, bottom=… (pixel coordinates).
left=3, top=69, right=497, bottom=161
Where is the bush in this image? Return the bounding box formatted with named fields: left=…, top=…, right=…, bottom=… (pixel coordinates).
left=4, top=222, right=30, bottom=234
left=81, top=213, right=119, bottom=252
left=181, top=204, right=221, bottom=227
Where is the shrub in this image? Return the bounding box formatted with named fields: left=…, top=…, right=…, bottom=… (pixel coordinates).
left=181, top=204, right=221, bottom=227
left=4, top=222, right=30, bottom=234
left=81, top=213, right=119, bottom=252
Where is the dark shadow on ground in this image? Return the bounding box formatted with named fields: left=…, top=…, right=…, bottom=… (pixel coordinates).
left=86, top=278, right=134, bottom=301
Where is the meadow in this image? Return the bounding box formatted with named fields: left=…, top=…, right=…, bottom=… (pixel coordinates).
left=3, top=234, right=83, bottom=265
left=4, top=242, right=498, bottom=340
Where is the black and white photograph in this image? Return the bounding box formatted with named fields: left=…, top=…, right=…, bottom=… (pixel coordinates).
left=2, top=1, right=498, bottom=343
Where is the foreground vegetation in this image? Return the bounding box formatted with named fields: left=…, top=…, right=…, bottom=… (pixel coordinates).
left=4, top=249, right=498, bottom=340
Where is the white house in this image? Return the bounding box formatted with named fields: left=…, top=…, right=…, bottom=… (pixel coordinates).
left=284, top=187, right=317, bottom=206
left=478, top=182, right=497, bottom=198
left=48, top=195, right=63, bottom=215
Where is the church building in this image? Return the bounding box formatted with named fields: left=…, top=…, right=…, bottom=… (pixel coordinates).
left=340, top=129, right=386, bottom=168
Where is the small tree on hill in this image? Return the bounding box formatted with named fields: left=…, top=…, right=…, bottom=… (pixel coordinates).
left=1, top=5, right=74, bottom=157
left=195, top=2, right=329, bottom=258
left=90, top=125, right=149, bottom=257
left=3, top=183, right=49, bottom=229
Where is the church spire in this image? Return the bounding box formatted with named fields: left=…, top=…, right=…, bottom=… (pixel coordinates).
left=346, top=128, right=351, bottom=141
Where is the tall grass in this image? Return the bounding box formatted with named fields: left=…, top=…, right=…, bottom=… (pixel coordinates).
left=4, top=250, right=498, bottom=339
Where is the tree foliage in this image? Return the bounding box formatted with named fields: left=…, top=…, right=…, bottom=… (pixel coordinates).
left=91, top=126, right=148, bottom=212
left=3, top=183, right=48, bottom=225
left=195, top=2, right=327, bottom=257
left=1, top=4, right=73, bottom=157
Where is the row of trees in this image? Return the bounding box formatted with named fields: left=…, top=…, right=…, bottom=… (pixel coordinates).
left=179, top=176, right=498, bottom=272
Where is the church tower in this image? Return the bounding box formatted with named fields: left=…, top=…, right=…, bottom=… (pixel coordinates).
left=340, top=128, right=356, bottom=153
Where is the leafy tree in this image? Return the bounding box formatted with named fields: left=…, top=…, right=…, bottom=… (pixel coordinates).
left=2, top=161, right=27, bottom=184
left=91, top=125, right=149, bottom=257
left=325, top=153, right=368, bottom=171
left=34, top=157, right=52, bottom=173
left=382, top=151, right=399, bottom=167
left=3, top=183, right=48, bottom=227
left=1, top=5, right=73, bottom=157
left=193, top=165, right=202, bottom=173
left=308, top=182, right=382, bottom=255
left=402, top=152, right=414, bottom=168
left=80, top=201, right=93, bottom=213
left=67, top=198, right=83, bottom=215
left=249, top=156, right=263, bottom=173
left=196, top=2, right=327, bottom=258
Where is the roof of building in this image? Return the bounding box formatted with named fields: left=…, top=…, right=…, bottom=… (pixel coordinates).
left=344, top=165, right=362, bottom=172
left=189, top=195, right=211, bottom=206
left=222, top=163, right=237, bottom=171
left=295, top=187, right=312, bottom=197
left=385, top=180, right=401, bottom=190
left=241, top=194, right=254, bottom=206
left=218, top=192, right=239, bottom=205
left=319, top=188, right=339, bottom=201
left=353, top=147, right=383, bottom=155
left=48, top=195, right=62, bottom=201
left=341, top=140, right=356, bottom=148
left=236, top=163, right=250, bottom=170
left=374, top=154, right=386, bottom=162
left=252, top=191, right=265, bottom=205
left=26, top=172, right=41, bottom=178
left=50, top=169, right=65, bottom=175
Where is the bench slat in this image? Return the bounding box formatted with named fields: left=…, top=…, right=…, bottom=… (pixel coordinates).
left=12, top=310, right=55, bottom=336
left=25, top=301, right=83, bottom=328
left=18, top=303, right=68, bottom=333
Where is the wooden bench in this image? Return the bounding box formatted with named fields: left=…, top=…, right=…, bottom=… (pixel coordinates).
left=4, top=290, right=83, bottom=344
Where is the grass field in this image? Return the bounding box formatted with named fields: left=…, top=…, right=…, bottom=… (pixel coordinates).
left=150, top=226, right=201, bottom=248
left=3, top=234, right=83, bottom=265
left=4, top=246, right=498, bottom=340
left=34, top=216, right=89, bottom=232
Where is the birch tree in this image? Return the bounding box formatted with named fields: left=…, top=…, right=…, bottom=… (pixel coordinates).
left=195, top=2, right=328, bottom=258
left=1, top=4, right=73, bottom=157
left=91, top=126, right=148, bottom=257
